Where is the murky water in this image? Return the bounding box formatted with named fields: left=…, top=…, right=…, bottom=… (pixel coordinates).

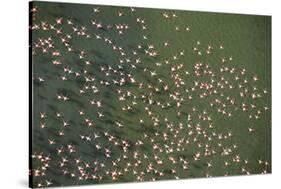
left=30, top=1, right=271, bottom=187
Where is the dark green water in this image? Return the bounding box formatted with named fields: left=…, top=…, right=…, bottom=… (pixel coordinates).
left=30, top=1, right=271, bottom=188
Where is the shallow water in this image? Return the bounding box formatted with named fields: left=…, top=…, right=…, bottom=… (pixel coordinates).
left=30, top=1, right=271, bottom=187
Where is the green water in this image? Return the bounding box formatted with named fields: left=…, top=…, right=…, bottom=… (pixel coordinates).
left=30, top=1, right=271, bottom=188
